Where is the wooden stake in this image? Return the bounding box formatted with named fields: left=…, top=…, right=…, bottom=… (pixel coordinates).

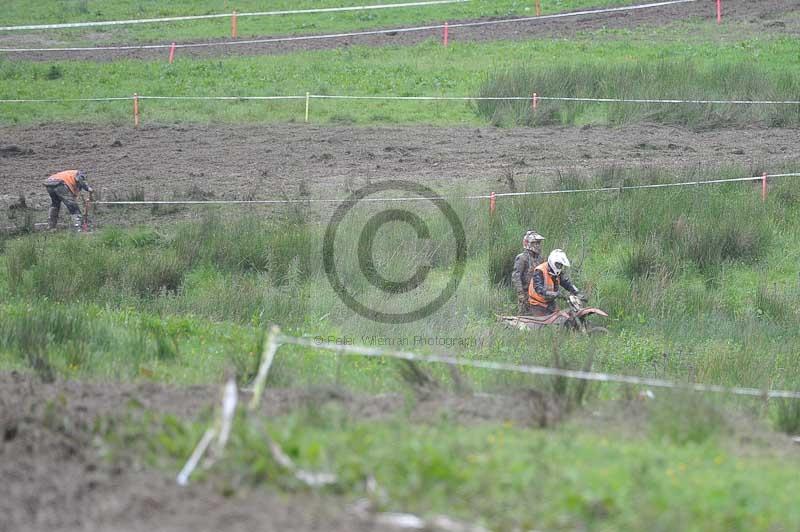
left=133, top=93, right=139, bottom=127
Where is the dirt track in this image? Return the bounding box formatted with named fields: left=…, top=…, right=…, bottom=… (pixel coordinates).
left=2, top=122, right=799, bottom=227
left=1, top=0, right=797, bottom=62
left=0, top=371, right=558, bottom=532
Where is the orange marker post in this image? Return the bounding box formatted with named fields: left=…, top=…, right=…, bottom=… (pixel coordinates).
left=133, top=93, right=140, bottom=128
left=443, top=22, right=448, bottom=47
left=716, top=0, right=721, bottom=24
left=762, top=172, right=768, bottom=203
left=231, top=11, right=238, bottom=39
left=489, top=191, right=496, bottom=215
left=168, top=42, right=176, bottom=64
left=535, top=0, right=541, bottom=17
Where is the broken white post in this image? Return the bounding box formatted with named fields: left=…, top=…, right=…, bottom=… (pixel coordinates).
left=248, top=325, right=281, bottom=411
left=176, top=428, right=216, bottom=486
left=213, top=377, right=238, bottom=457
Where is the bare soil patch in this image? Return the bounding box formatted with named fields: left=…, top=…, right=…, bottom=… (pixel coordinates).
left=2, top=122, right=798, bottom=228
left=0, top=371, right=558, bottom=532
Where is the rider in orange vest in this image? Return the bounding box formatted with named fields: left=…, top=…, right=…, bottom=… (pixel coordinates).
left=43, top=170, right=93, bottom=230
left=527, top=249, right=582, bottom=316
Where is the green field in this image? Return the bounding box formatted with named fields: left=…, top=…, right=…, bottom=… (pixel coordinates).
left=2, top=36, right=798, bottom=127
left=0, top=0, right=632, bottom=44
left=2, top=1, right=800, bottom=529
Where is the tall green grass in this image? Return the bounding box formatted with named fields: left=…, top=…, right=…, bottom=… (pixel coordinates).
left=0, top=299, right=265, bottom=382
left=476, top=60, right=800, bottom=128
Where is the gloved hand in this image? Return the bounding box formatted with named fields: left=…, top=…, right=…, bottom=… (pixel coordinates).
left=575, top=291, right=588, bottom=301
left=545, top=290, right=559, bottom=300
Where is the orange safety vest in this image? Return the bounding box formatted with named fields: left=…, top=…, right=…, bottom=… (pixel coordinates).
left=528, top=262, right=560, bottom=308
left=46, top=170, right=81, bottom=196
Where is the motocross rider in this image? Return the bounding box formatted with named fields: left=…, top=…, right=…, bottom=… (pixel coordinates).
left=527, top=249, right=583, bottom=316
left=511, top=230, right=545, bottom=314
left=44, top=170, right=93, bottom=230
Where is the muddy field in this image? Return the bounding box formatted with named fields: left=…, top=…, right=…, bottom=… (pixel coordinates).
left=3, top=1, right=800, bottom=529
left=2, top=122, right=799, bottom=228
left=0, top=371, right=559, bottom=532
left=1, top=0, right=797, bottom=62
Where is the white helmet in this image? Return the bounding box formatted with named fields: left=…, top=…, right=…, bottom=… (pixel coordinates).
left=522, top=230, right=545, bottom=251
left=547, top=249, right=570, bottom=275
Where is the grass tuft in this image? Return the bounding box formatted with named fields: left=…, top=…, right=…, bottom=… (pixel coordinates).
left=476, top=60, right=800, bottom=129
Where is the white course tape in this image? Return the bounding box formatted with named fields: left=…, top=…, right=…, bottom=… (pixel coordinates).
left=278, top=335, right=800, bottom=400
left=538, top=96, right=800, bottom=105
left=3, top=94, right=799, bottom=106
left=0, top=97, right=134, bottom=103
left=315, top=94, right=800, bottom=105
left=0, top=0, right=697, bottom=53
left=0, top=0, right=470, bottom=32
left=93, top=172, right=800, bottom=206
left=138, top=95, right=305, bottom=100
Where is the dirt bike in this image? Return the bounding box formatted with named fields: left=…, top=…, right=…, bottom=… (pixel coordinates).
left=499, top=294, right=609, bottom=334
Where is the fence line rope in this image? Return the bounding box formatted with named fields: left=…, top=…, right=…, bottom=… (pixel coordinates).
left=3, top=93, right=800, bottom=105
left=93, top=172, right=800, bottom=206
left=0, top=97, right=134, bottom=103
left=0, top=0, right=470, bottom=32
left=314, top=94, right=800, bottom=105
left=277, top=335, right=800, bottom=400
left=0, top=0, right=697, bottom=53
left=538, top=96, right=800, bottom=105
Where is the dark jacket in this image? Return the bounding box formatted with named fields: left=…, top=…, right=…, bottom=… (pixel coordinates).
left=511, top=250, right=541, bottom=294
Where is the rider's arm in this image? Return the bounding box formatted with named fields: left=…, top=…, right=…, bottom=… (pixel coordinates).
left=77, top=179, right=93, bottom=194
left=533, top=270, right=558, bottom=300
left=511, top=254, right=525, bottom=293
left=560, top=274, right=579, bottom=295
